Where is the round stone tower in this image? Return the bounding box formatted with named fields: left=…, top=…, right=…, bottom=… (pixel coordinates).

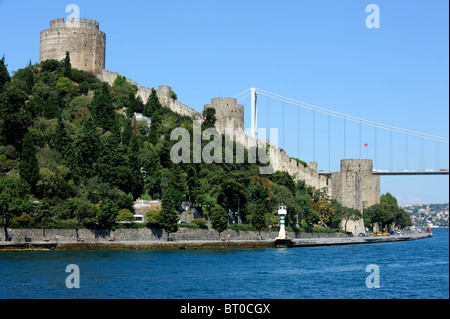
left=204, top=97, right=244, bottom=133
left=40, top=18, right=106, bottom=76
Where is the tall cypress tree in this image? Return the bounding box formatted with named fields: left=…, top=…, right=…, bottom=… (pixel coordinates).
left=248, top=179, right=269, bottom=238
left=68, top=116, right=100, bottom=180
left=158, top=187, right=181, bottom=240
left=0, top=55, right=11, bottom=92
left=53, top=116, right=70, bottom=156
left=143, top=88, right=161, bottom=117
left=211, top=204, right=228, bottom=236
left=19, top=131, right=40, bottom=193
left=63, top=51, right=71, bottom=78
left=91, top=83, right=118, bottom=134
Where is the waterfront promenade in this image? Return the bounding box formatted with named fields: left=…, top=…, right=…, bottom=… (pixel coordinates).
left=0, top=231, right=432, bottom=251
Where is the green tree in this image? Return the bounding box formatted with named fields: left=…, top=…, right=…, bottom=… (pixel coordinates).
left=62, top=51, right=71, bottom=78
left=0, top=85, right=33, bottom=150
left=185, top=164, right=200, bottom=205
left=96, top=133, right=133, bottom=194
left=312, top=199, right=334, bottom=225
left=0, top=177, right=32, bottom=240
left=331, top=199, right=362, bottom=231
left=143, top=88, right=162, bottom=118
left=116, top=209, right=135, bottom=222
left=67, top=116, right=100, bottom=180
left=33, top=199, right=53, bottom=237
left=19, top=131, right=40, bottom=193
left=201, top=107, right=216, bottom=131
left=90, top=83, right=118, bottom=133
left=364, top=202, right=396, bottom=232
left=380, top=192, right=398, bottom=207
left=97, top=198, right=119, bottom=229
left=36, top=164, right=75, bottom=200
left=158, top=187, right=181, bottom=239
left=128, top=135, right=144, bottom=199
left=139, top=145, right=162, bottom=198
left=11, top=66, right=34, bottom=94
left=56, top=76, right=72, bottom=96
left=0, top=55, right=11, bottom=92
left=395, top=207, right=412, bottom=229
left=247, top=179, right=269, bottom=237
left=211, top=204, right=228, bottom=236
left=52, top=116, right=71, bottom=155
left=195, top=193, right=216, bottom=219
left=110, top=75, right=138, bottom=111
left=269, top=171, right=296, bottom=195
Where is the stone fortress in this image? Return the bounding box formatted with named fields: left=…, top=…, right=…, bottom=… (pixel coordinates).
left=40, top=18, right=106, bottom=76
left=39, top=18, right=379, bottom=233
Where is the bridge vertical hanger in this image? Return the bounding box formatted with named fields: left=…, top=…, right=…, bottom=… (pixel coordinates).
left=250, top=87, right=257, bottom=138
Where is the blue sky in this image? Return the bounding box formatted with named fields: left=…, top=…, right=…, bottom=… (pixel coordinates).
left=0, top=0, right=448, bottom=205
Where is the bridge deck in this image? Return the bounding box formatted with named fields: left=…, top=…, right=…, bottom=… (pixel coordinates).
left=319, top=171, right=449, bottom=176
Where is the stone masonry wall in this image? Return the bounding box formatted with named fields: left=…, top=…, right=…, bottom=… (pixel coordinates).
left=40, top=18, right=106, bottom=76
left=5, top=228, right=353, bottom=243
left=331, top=159, right=380, bottom=233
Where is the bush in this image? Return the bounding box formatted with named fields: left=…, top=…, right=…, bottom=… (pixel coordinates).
left=14, top=212, right=33, bottom=227
left=140, top=194, right=152, bottom=201
left=40, top=59, right=60, bottom=73
left=228, top=224, right=256, bottom=231
left=191, top=218, right=208, bottom=229
left=145, top=209, right=161, bottom=227
left=116, top=209, right=135, bottom=222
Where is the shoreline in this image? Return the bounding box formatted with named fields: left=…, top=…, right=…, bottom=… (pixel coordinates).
left=0, top=232, right=432, bottom=252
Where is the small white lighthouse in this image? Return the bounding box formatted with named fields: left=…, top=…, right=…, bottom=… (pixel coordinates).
left=277, top=205, right=287, bottom=239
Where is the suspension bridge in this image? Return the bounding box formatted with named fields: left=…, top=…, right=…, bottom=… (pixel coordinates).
left=233, top=87, right=449, bottom=175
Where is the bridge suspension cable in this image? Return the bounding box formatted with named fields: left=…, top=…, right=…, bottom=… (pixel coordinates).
left=245, top=88, right=449, bottom=144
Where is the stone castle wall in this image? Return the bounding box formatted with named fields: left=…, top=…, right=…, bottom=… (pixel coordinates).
left=101, top=70, right=202, bottom=119
left=204, top=97, right=244, bottom=132
left=331, top=159, right=380, bottom=233
left=39, top=18, right=379, bottom=229
left=40, top=18, right=106, bottom=76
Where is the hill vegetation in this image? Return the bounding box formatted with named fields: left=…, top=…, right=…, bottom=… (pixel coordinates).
left=0, top=54, right=410, bottom=238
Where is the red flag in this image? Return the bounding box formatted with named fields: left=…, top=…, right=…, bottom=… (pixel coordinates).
left=364, top=143, right=368, bottom=147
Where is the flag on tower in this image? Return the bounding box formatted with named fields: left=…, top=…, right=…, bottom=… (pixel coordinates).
left=364, top=143, right=368, bottom=147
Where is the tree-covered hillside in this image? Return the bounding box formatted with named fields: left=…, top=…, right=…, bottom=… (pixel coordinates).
left=0, top=54, right=397, bottom=236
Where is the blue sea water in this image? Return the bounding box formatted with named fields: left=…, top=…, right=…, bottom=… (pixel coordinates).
left=0, top=228, right=448, bottom=299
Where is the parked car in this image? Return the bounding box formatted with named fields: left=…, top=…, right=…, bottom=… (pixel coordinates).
left=358, top=233, right=367, bottom=237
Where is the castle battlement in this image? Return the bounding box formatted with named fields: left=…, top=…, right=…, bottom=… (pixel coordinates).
left=41, top=18, right=105, bottom=75
left=210, top=97, right=238, bottom=104
left=49, top=17, right=100, bottom=29
left=40, top=16, right=381, bottom=218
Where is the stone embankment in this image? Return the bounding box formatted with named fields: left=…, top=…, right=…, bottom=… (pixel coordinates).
left=0, top=228, right=432, bottom=251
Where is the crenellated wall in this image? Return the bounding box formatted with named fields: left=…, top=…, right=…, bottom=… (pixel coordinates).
left=203, top=97, right=330, bottom=195
left=39, top=17, right=378, bottom=229
left=40, top=18, right=106, bottom=76
left=204, top=97, right=244, bottom=133
left=100, top=70, right=202, bottom=119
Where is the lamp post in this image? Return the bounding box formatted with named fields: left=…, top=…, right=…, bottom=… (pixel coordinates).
left=184, top=194, right=187, bottom=241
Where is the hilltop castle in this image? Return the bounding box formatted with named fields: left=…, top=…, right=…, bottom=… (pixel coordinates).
left=39, top=18, right=379, bottom=233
